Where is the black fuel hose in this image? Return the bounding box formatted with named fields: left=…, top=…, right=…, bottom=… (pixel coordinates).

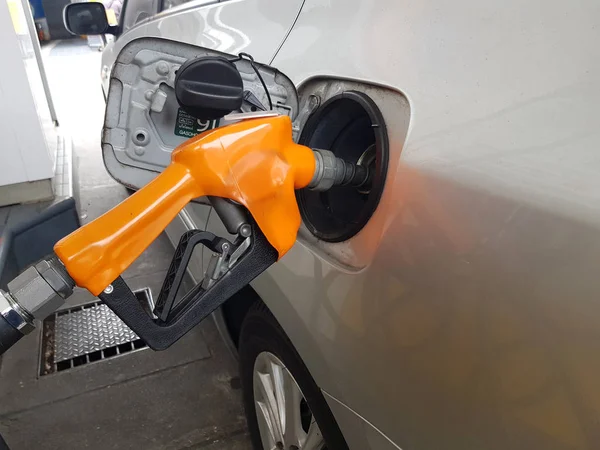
left=0, top=313, right=23, bottom=356
left=0, top=431, right=9, bottom=450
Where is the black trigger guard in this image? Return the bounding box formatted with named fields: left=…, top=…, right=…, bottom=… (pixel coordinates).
left=154, top=229, right=231, bottom=322
left=99, top=220, right=278, bottom=350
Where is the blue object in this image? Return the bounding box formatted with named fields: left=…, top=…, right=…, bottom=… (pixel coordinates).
left=29, top=0, right=46, bottom=20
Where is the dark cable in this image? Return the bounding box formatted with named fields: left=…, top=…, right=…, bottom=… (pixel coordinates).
left=232, top=52, right=273, bottom=110
left=251, top=61, right=273, bottom=110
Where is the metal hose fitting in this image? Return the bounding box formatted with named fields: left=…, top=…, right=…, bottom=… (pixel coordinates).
left=307, top=148, right=371, bottom=191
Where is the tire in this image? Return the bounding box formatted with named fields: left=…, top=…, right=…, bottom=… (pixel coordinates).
left=239, top=302, right=349, bottom=450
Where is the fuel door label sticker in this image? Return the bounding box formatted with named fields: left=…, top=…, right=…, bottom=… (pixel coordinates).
left=174, top=108, right=217, bottom=138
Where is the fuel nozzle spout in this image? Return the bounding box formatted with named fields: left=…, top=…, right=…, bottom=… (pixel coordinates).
left=307, top=148, right=372, bottom=192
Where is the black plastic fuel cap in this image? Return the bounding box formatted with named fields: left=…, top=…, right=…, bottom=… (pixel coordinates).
left=175, top=56, right=244, bottom=120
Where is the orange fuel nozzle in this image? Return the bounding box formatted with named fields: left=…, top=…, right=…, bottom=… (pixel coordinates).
left=54, top=115, right=315, bottom=296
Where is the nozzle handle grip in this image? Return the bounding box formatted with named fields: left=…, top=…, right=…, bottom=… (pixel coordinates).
left=54, top=164, right=202, bottom=296
left=54, top=116, right=315, bottom=296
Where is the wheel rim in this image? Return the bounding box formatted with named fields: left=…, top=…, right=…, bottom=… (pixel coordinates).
left=253, top=351, right=325, bottom=450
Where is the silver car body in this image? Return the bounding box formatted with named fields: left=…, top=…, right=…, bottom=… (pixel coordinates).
left=102, top=1, right=600, bottom=448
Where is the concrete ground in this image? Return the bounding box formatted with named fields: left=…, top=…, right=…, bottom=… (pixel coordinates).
left=0, top=39, right=252, bottom=450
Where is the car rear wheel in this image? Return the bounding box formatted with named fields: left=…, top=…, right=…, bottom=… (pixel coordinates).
left=239, top=303, right=349, bottom=450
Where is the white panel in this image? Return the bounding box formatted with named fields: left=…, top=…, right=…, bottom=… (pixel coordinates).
left=0, top=0, right=53, bottom=187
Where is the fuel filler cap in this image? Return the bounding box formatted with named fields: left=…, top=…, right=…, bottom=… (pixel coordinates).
left=175, top=56, right=244, bottom=120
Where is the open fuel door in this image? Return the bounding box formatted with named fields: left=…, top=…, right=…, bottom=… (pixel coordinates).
left=102, top=37, right=300, bottom=190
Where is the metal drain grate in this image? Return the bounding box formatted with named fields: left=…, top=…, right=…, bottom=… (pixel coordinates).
left=40, top=289, right=153, bottom=375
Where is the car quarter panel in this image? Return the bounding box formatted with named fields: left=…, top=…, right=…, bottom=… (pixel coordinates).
left=253, top=0, right=600, bottom=448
